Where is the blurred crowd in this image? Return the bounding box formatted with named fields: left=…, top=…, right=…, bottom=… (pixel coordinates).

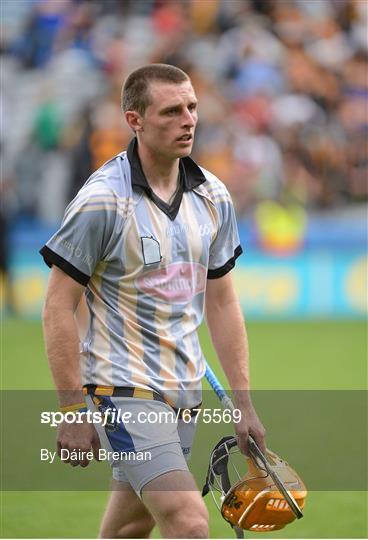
left=1, top=0, right=367, bottom=225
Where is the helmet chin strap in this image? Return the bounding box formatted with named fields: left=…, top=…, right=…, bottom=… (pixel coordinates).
left=202, top=436, right=244, bottom=538
left=202, top=436, right=235, bottom=497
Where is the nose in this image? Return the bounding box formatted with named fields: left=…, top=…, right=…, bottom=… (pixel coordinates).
left=182, top=107, right=196, bottom=127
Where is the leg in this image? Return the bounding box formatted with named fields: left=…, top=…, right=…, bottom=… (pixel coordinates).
left=99, top=480, right=155, bottom=539
left=142, top=470, right=209, bottom=539
left=94, top=398, right=202, bottom=538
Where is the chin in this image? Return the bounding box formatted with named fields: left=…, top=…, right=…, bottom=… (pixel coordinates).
left=176, top=146, right=193, bottom=158
left=178, top=150, right=192, bottom=159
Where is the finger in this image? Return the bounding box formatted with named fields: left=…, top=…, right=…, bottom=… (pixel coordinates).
left=250, top=432, right=267, bottom=457
left=92, top=436, right=101, bottom=461
left=67, top=446, right=82, bottom=465
left=236, top=431, right=249, bottom=456
left=79, top=456, right=90, bottom=468
left=62, top=448, right=71, bottom=464
left=258, top=438, right=267, bottom=456
left=58, top=443, right=72, bottom=463
left=255, top=432, right=267, bottom=456
left=241, top=440, right=249, bottom=456
left=69, top=450, right=80, bottom=467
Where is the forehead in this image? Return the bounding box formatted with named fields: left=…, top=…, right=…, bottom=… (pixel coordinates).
left=147, top=80, right=197, bottom=109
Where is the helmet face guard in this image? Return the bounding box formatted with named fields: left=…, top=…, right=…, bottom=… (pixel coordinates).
left=202, top=436, right=307, bottom=533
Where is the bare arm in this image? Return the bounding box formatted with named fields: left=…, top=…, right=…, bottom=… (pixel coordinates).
left=43, top=266, right=100, bottom=466
left=43, top=266, right=85, bottom=404
left=205, top=273, right=266, bottom=455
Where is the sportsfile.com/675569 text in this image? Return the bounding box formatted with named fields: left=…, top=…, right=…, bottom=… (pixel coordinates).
left=40, top=408, right=242, bottom=428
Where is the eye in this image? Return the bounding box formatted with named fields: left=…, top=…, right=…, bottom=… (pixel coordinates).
left=188, top=103, right=197, bottom=112
left=165, top=108, right=179, bottom=116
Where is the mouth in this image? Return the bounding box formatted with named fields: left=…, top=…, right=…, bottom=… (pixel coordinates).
left=176, top=133, right=193, bottom=142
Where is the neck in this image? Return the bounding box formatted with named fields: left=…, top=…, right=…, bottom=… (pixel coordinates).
left=137, top=141, right=179, bottom=190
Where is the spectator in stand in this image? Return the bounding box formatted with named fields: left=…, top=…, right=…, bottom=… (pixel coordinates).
left=1, top=0, right=367, bottom=225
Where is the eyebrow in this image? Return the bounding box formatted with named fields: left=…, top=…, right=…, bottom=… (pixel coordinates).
left=160, top=101, right=198, bottom=114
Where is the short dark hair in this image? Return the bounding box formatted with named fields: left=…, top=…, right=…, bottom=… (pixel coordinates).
left=122, top=64, right=190, bottom=115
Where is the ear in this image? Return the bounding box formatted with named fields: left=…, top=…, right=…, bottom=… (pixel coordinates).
left=125, top=111, right=144, bottom=132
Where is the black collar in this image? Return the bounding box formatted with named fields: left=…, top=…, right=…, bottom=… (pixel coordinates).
left=126, top=137, right=206, bottom=193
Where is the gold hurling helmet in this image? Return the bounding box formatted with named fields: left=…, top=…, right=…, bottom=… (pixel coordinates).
left=202, top=436, right=307, bottom=534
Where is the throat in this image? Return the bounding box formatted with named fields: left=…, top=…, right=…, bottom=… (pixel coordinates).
left=139, top=151, right=181, bottom=204
left=153, top=181, right=181, bottom=205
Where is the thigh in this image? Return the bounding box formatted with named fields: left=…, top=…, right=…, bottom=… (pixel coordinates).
left=99, top=480, right=155, bottom=538
left=118, top=440, right=190, bottom=495
left=142, top=468, right=201, bottom=501
left=141, top=470, right=208, bottom=537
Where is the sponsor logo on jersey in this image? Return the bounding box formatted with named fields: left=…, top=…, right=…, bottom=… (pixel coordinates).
left=135, top=262, right=207, bottom=303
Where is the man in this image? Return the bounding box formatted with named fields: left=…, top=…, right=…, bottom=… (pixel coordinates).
left=41, top=64, right=266, bottom=539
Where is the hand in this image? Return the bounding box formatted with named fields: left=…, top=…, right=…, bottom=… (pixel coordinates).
left=56, top=419, right=100, bottom=467
left=234, top=401, right=266, bottom=457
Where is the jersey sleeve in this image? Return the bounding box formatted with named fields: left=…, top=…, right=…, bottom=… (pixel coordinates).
left=40, top=184, right=118, bottom=285
left=207, top=185, right=243, bottom=279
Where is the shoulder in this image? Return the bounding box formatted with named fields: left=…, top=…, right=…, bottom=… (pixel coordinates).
left=194, top=166, right=232, bottom=206
left=70, top=152, right=134, bottom=218
left=82, top=152, right=131, bottom=199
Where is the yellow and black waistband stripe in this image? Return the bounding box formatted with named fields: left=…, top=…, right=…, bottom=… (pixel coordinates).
left=133, top=388, right=156, bottom=400
left=91, top=385, right=114, bottom=396
left=60, top=402, right=86, bottom=413
left=83, top=385, right=201, bottom=418
left=83, top=384, right=166, bottom=404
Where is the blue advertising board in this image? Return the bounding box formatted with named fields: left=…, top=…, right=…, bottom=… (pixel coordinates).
left=234, top=250, right=366, bottom=320
left=4, top=247, right=366, bottom=320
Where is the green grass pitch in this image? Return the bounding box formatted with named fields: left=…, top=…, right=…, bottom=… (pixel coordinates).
left=1, top=318, right=367, bottom=538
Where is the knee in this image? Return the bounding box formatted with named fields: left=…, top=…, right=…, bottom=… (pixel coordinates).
left=118, top=517, right=155, bottom=539
left=100, top=516, right=155, bottom=539
left=164, top=504, right=209, bottom=538
left=181, top=516, right=209, bottom=538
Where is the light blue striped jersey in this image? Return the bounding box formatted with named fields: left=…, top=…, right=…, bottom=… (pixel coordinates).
left=41, top=138, right=242, bottom=407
